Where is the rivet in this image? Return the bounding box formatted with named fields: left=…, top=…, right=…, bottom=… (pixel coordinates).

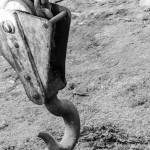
left=2, top=20, right=15, bottom=34
left=33, top=93, right=40, bottom=100
left=14, top=42, right=19, bottom=48
left=43, top=23, right=48, bottom=29
left=24, top=74, right=31, bottom=81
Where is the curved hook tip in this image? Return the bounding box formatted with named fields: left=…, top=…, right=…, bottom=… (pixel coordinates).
left=38, top=132, right=52, bottom=144
left=38, top=132, right=60, bottom=150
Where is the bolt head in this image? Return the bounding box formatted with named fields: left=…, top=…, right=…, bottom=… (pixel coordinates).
left=24, top=74, right=31, bottom=81
left=14, top=42, right=19, bottom=48
left=43, top=23, right=49, bottom=29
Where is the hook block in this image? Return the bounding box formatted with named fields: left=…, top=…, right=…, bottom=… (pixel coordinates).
left=0, top=3, right=71, bottom=104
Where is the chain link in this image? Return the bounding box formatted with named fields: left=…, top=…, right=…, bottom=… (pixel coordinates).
left=33, top=0, right=53, bottom=19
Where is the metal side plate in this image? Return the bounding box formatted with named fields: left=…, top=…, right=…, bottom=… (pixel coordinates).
left=0, top=9, right=52, bottom=105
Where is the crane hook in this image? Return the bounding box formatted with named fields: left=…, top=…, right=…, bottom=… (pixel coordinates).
left=0, top=1, right=80, bottom=150
left=39, top=95, right=80, bottom=150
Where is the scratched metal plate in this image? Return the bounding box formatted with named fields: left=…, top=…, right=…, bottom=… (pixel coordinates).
left=16, top=11, right=52, bottom=89
left=0, top=9, right=52, bottom=105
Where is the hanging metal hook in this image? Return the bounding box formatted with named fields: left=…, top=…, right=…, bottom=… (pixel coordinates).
left=0, top=1, right=80, bottom=149
left=39, top=95, right=80, bottom=150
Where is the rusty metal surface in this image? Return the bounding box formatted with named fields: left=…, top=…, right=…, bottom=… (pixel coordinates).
left=0, top=3, right=71, bottom=104
left=0, top=10, right=51, bottom=104
left=16, top=11, right=52, bottom=89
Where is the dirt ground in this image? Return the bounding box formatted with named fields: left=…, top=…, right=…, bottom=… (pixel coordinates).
left=2, top=0, right=150, bottom=149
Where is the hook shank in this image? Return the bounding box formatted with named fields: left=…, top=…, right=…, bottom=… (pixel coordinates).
left=38, top=95, right=80, bottom=150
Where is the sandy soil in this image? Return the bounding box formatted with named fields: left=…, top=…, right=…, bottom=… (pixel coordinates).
left=2, top=0, right=150, bottom=149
